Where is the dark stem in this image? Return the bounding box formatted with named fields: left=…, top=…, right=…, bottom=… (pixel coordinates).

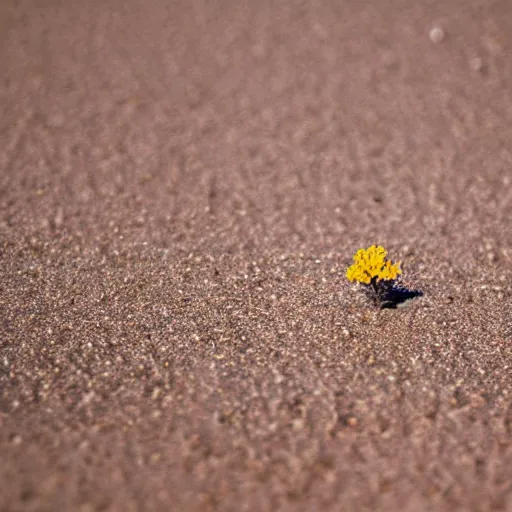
left=370, top=276, right=379, bottom=296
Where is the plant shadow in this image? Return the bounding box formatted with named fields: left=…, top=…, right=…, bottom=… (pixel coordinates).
left=365, top=281, right=424, bottom=309
left=378, top=283, right=424, bottom=309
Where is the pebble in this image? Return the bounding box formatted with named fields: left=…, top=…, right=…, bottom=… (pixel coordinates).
left=347, top=417, right=358, bottom=427
left=11, top=435, right=22, bottom=445
left=150, top=453, right=161, bottom=463
left=470, top=57, right=484, bottom=72
left=429, top=27, right=445, bottom=44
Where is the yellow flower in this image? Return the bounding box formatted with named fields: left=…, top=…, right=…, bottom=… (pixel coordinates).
left=346, top=245, right=401, bottom=285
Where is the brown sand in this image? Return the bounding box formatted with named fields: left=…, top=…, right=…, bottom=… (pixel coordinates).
left=1, top=0, right=511, bottom=510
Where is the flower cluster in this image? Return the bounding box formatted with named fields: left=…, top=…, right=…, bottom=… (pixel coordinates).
left=346, top=245, right=422, bottom=308
left=346, top=245, right=401, bottom=285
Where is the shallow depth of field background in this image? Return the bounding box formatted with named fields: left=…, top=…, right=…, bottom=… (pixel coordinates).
left=1, top=1, right=511, bottom=511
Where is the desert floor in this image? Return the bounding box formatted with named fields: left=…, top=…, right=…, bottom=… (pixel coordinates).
left=1, top=1, right=511, bottom=511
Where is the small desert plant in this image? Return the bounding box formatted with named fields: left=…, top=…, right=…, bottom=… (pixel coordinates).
left=346, top=245, right=422, bottom=308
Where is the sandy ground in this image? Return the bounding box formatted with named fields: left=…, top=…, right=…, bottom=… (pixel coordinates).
left=1, top=0, right=511, bottom=510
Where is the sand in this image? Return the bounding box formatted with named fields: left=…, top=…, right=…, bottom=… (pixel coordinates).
left=1, top=0, right=511, bottom=510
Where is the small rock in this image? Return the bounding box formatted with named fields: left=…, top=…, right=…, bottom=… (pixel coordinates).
left=347, top=417, right=358, bottom=427
left=470, top=56, right=485, bottom=72
left=429, top=27, right=445, bottom=44
left=150, top=452, right=161, bottom=463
